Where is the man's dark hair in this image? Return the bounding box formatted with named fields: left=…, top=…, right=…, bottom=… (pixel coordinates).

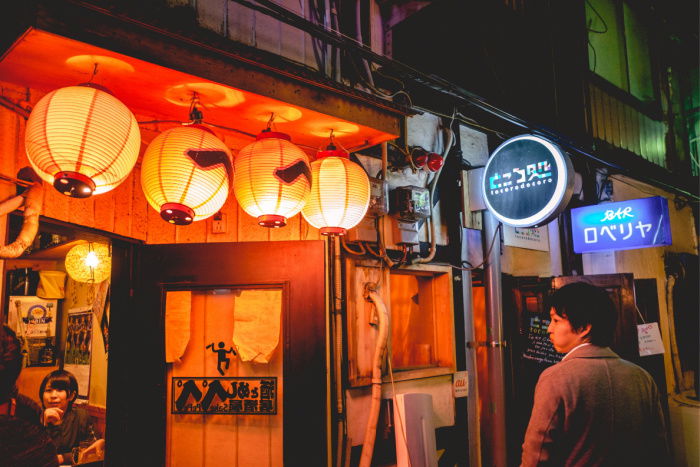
left=0, top=325, right=23, bottom=402
left=548, top=282, right=618, bottom=346
left=39, top=370, right=79, bottom=409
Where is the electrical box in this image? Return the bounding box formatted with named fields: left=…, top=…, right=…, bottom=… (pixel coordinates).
left=367, top=177, right=389, bottom=217
left=392, top=220, right=420, bottom=245
left=346, top=217, right=377, bottom=243
left=390, top=186, right=431, bottom=222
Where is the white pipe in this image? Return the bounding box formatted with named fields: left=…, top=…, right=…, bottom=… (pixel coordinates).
left=415, top=127, right=454, bottom=263
left=359, top=286, right=389, bottom=467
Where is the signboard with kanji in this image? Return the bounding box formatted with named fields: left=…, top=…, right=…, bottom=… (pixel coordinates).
left=571, top=196, right=672, bottom=253
left=482, top=134, right=574, bottom=227
left=171, top=376, right=277, bottom=415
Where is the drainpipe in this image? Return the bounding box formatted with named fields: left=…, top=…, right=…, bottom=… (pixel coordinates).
left=359, top=284, right=389, bottom=467
left=483, top=212, right=507, bottom=466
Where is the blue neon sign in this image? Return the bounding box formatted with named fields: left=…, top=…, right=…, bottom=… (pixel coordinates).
left=571, top=197, right=672, bottom=253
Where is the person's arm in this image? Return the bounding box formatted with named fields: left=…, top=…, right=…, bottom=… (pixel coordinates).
left=521, top=373, right=563, bottom=466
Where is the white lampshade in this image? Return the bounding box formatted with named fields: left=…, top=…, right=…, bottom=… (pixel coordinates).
left=141, top=125, right=232, bottom=225
left=25, top=84, right=140, bottom=197
left=233, top=131, right=311, bottom=227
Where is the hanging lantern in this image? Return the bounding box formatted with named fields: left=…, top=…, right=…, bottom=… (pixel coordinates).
left=233, top=130, right=311, bottom=227
left=25, top=84, right=141, bottom=198
left=141, top=125, right=232, bottom=225
left=65, top=242, right=111, bottom=283
left=301, top=147, right=370, bottom=235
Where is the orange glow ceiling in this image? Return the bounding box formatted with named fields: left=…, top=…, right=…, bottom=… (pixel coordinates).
left=0, top=29, right=397, bottom=154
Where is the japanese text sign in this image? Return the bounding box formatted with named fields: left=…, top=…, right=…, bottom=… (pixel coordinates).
left=571, top=196, right=672, bottom=253
left=482, top=134, right=574, bottom=227
left=171, top=376, right=277, bottom=415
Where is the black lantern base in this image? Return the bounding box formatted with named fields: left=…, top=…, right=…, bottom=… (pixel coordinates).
left=53, top=171, right=96, bottom=198
left=161, top=203, right=194, bottom=225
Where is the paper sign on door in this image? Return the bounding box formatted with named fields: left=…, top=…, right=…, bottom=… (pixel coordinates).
left=637, top=322, right=664, bottom=356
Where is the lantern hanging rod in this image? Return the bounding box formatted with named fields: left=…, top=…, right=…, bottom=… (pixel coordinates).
left=0, top=173, right=33, bottom=188
left=0, top=95, right=30, bottom=120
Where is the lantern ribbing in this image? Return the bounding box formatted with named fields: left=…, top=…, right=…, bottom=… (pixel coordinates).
left=141, top=125, right=232, bottom=224
left=25, top=85, right=140, bottom=197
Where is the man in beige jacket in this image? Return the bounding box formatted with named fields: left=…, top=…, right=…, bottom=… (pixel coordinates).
left=521, top=282, right=669, bottom=466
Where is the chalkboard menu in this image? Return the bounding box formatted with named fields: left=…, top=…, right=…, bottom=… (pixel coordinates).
left=521, top=315, right=561, bottom=366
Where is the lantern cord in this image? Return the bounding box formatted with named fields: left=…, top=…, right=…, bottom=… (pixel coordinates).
left=88, top=63, right=99, bottom=83
left=266, top=112, right=276, bottom=131
left=188, top=92, right=204, bottom=123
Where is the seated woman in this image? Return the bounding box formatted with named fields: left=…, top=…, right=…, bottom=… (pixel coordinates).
left=40, top=370, right=103, bottom=465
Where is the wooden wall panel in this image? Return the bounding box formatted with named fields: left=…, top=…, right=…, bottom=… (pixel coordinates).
left=93, top=190, right=116, bottom=233
left=237, top=204, right=269, bottom=242
left=112, top=172, right=135, bottom=238
left=131, top=168, right=149, bottom=241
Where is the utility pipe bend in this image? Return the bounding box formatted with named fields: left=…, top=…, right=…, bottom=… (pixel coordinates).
left=359, top=286, right=390, bottom=467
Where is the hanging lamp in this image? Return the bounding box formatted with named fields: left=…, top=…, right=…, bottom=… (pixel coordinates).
left=65, top=242, right=112, bottom=283
left=25, top=84, right=140, bottom=198
left=141, top=124, right=232, bottom=225
left=301, top=140, right=370, bottom=236
left=233, top=122, right=311, bottom=228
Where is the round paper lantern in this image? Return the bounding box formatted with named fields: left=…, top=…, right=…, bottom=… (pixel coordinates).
left=302, top=148, right=370, bottom=235
left=141, top=125, right=232, bottom=225
left=25, top=84, right=141, bottom=198
left=65, top=242, right=111, bottom=283
left=233, top=131, right=311, bottom=227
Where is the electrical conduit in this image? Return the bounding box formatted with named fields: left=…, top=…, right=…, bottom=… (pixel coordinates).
left=359, top=285, right=389, bottom=467
left=415, top=127, right=454, bottom=263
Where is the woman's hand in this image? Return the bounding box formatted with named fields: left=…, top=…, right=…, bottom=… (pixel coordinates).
left=43, top=407, right=64, bottom=425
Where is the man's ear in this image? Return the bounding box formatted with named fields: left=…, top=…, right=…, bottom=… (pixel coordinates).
left=577, top=323, right=592, bottom=340
left=68, top=390, right=77, bottom=403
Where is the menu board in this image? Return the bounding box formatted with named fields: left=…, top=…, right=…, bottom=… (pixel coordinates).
left=521, top=314, right=561, bottom=366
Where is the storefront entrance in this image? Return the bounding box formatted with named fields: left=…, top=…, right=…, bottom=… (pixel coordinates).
left=107, top=241, right=326, bottom=467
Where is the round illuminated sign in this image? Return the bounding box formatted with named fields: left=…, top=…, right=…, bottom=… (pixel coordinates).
left=482, top=135, right=574, bottom=227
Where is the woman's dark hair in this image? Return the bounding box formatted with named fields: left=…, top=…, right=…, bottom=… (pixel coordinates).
left=39, top=370, right=79, bottom=409
left=0, top=325, right=22, bottom=401
left=548, top=282, right=618, bottom=346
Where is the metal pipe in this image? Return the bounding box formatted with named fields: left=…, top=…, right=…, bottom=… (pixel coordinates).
left=330, top=237, right=347, bottom=467
left=483, top=212, right=507, bottom=467
left=461, top=227, right=483, bottom=467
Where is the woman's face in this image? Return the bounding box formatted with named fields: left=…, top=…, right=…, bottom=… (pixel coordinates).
left=43, top=385, right=71, bottom=412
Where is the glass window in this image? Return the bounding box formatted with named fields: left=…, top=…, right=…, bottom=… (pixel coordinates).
left=586, top=0, right=655, bottom=102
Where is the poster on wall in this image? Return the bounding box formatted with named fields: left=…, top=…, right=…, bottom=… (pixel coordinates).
left=8, top=296, right=58, bottom=367
left=502, top=225, right=550, bottom=251
left=91, top=280, right=110, bottom=353
left=64, top=307, right=93, bottom=399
